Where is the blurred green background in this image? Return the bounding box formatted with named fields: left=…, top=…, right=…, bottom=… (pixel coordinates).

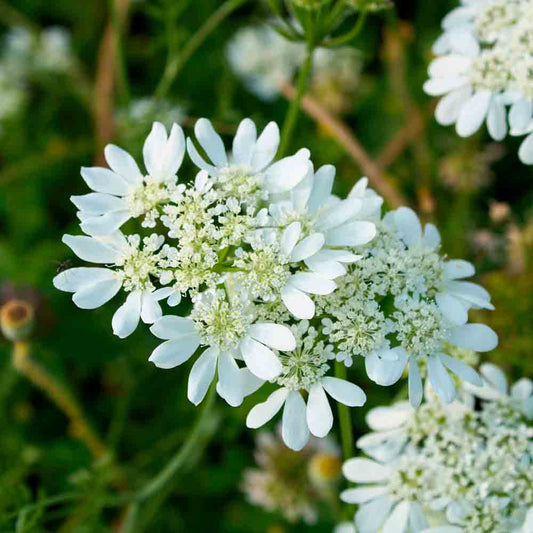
left=0, top=0, right=532, bottom=531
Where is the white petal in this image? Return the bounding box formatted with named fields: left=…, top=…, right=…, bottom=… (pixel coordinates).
left=149, top=316, right=198, bottom=340
left=307, top=383, right=333, bottom=437
left=307, top=164, right=335, bottom=214
left=317, top=198, right=362, bottom=231
left=394, top=207, right=422, bottom=246
left=240, top=369, right=265, bottom=397
left=149, top=338, right=200, bottom=369
left=70, top=193, right=126, bottom=214
left=436, top=293, right=468, bottom=325
left=188, top=348, right=218, bottom=405
left=480, top=363, right=508, bottom=394
left=53, top=267, right=116, bottom=292
left=448, top=324, right=498, bottom=352
left=195, top=118, right=228, bottom=167
left=423, top=223, right=441, bottom=248
left=428, top=55, right=471, bottom=78
left=112, top=291, right=142, bottom=338
left=340, top=486, right=389, bottom=504
left=143, top=122, right=167, bottom=176
left=186, top=138, right=219, bottom=174
left=281, top=285, right=315, bottom=319
left=251, top=121, right=279, bottom=170
left=282, top=391, right=309, bottom=451
left=325, top=221, right=376, bottom=247
left=322, top=376, right=366, bottom=407
left=440, top=353, right=482, bottom=386
left=279, top=221, right=301, bottom=256
left=435, top=86, right=472, bottom=125
left=240, top=336, right=282, bottom=380
left=366, top=403, right=412, bottom=431
left=383, top=501, right=410, bottom=533
left=305, top=256, right=346, bottom=279
left=446, top=280, right=493, bottom=309
left=140, top=291, right=162, bottom=324
left=444, top=259, right=475, bottom=279
left=248, top=323, right=296, bottom=351
left=409, top=358, right=423, bottom=408
left=288, top=272, right=336, bottom=295
left=246, top=388, right=288, bottom=428
left=456, top=90, right=491, bottom=137
left=519, top=132, right=533, bottom=165
left=365, top=349, right=407, bottom=386
left=509, top=98, right=532, bottom=131
left=160, top=123, right=185, bottom=177
left=217, top=351, right=244, bottom=407
left=72, top=278, right=122, bottom=309
left=80, top=167, right=129, bottom=195
left=423, top=76, right=467, bottom=96
left=408, top=501, right=428, bottom=531
left=511, top=378, right=532, bottom=402
left=80, top=211, right=131, bottom=236
left=232, top=118, right=257, bottom=166
left=62, top=234, right=120, bottom=264
left=427, top=355, right=456, bottom=404
left=356, top=495, right=396, bottom=533
left=264, top=152, right=310, bottom=193
left=104, top=144, right=142, bottom=184
left=343, top=458, right=391, bottom=483
left=487, top=97, right=507, bottom=141
left=167, top=291, right=182, bottom=307
left=289, top=233, right=325, bottom=262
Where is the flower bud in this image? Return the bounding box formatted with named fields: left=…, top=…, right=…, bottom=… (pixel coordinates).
left=0, top=299, right=35, bottom=342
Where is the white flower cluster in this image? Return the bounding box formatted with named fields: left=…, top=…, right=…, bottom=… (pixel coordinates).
left=54, top=117, right=497, bottom=451
left=338, top=364, right=533, bottom=533
left=0, top=26, right=73, bottom=126
left=227, top=23, right=362, bottom=106
left=424, top=0, right=533, bottom=164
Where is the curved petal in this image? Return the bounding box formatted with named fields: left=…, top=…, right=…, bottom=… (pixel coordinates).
left=188, top=348, right=218, bottom=405
left=307, top=383, right=333, bottom=437
left=248, top=323, right=296, bottom=351
left=518, top=132, right=533, bottom=165
left=246, top=388, right=288, bottom=428
left=281, top=285, right=315, bottom=319
left=322, top=376, right=366, bottom=407
left=279, top=221, right=301, bottom=257
left=194, top=118, right=228, bottom=167
left=282, top=391, right=309, bottom=451
left=112, top=290, right=142, bottom=338
left=448, top=324, right=498, bottom=352
left=232, top=118, right=257, bottom=166
left=264, top=152, right=310, bottom=193
left=80, top=167, right=129, bottom=195
left=435, top=85, right=472, bottom=125
left=289, top=272, right=336, bottom=295
left=340, top=485, right=389, bottom=504
left=423, top=223, right=441, bottom=248
left=317, top=198, right=362, bottom=231
left=140, top=290, right=163, bottom=324
left=342, top=458, right=391, bottom=483
left=149, top=316, right=198, bottom=341
left=53, top=267, right=116, bottom=293
left=444, top=259, right=475, bottom=280
left=70, top=193, right=126, bottom=215
left=148, top=338, right=200, bottom=369
left=356, top=495, right=396, bottom=533
left=143, top=122, right=167, bottom=176
left=240, top=336, right=282, bottom=380
left=408, top=358, right=423, bottom=408
left=251, top=121, right=279, bottom=170
left=393, top=207, right=422, bottom=246
left=307, top=165, right=335, bottom=214
left=456, top=90, right=491, bottom=138
left=427, top=355, right=456, bottom=404
left=217, top=351, right=244, bottom=407
left=366, top=349, right=407, bottom=386
left=383, top=501, right=410, bottom=533
left=487, top=97, right=507, bottom=141
left=439, top=353, right=482, bottom=386
left=325, top=221, right=376, bottom=247
left=72, top=278, right=122, bottom=309
left=289, top=233, right=325, bottom=262
left=80, top=210, right=131, bottom=237
left=186, top=138, right=219, bottom=174
left=160, top=123, right=185, bottom=177
left=436, top=293, right=468, bottom=325
left=104, top=144, right=142, bottom=184
left=62, top=234, right=120, bottom=264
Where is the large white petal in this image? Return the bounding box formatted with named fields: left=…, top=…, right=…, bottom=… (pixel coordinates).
left=408, top=501, right=428, bottom=531
left=448, top=324, right=498, bottom=352
left=423, top=223, right=441, bottom=249
left=487, top=97, right=507, bottom=141
left=428, top=55, right=471, bottom=78
left=251, top=121, right=279, bottom=170
left=409, top=358, right=423, bottom=408
left=480, top=362, right=508, bottom=394
left=72, top=278, right=122, bottom=309
left=356, top=495, right=396, bottom=533
left=427, top=355, right=456, bottom=404
left=80, top=210, right=131, bottom=236
left=143, top=122, right=167, bottom=176
left=289, top=233, right=325, bottom=262
left=112, top=290, right=142, bottom=338
left=282, top=391, right=309, bottom=451
left=307, top=164, right=335, bottom=214
left=439, top=354, right=482, bottom=386
left=279, top=221, right=301, bottom=257
left=248, top=323, right=296, bottom=351
left=281, top=285, right=315, bottom=319
left=70, top=193, right=126, bottom=215
left=53, top=267, right=116, bottom=293
left=317, top=198, right=362, bottom=231
left=80, top=167, right=129, bottom=195
left=186, top=138, right=219, bottom=174
left=322, top=376, right=366, bottom=407
left=436, top=293, right=468, bottom=325
left=519, top=132, right=533, bottom=165
left=240, top=336, right=282, bottom=380
left=307, top=383, right=333, bottom=437
left=288, top=272, right=336, bottom=295
left=148, top=337, right=200, bottom=369
left=444, top=259, right=475, bottom=280
left=393, top=207, right=422, bottom=246
left=232, top=118, right=257, bottom=166
left=104, top=144, right=142, bottom=184
left=246, top=388, right=288, bottom=428
left=160, top=123, right=185, bottom=177
left=149, top=315, right=198, bottom=340
left=325, top=221, right=376, bottom=247
left=434, top=85, right=472, bottom=125
left=509, top=98, right=532, bottom=131
left=194, top=118, right=228, bottom=167
left=62, top=234, right=120, bottom=264
left=365, top=349, right=407, bottom=386
left=456, top=90, right=491, bottom=137
left=187, top=348, right=218, bottom=405
left=446, top=280, right=493, bottom=309
left=264, top=152, right=310, bottom=193
left=340, top=485, right=389, bottom=504
left=423, top=76, right=467, bottom=96
left=383, top=501, right=410, bottom=533
left=217, top=351, right=244, bottom=407
left=140, top=290, right=163, bottom=324
left=342, top=458, right=391, bottom=483
left=366, top=403, right=412, bottom=431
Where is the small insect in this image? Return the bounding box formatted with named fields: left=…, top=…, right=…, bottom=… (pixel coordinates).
left=52, top=259, right=74, bottom=274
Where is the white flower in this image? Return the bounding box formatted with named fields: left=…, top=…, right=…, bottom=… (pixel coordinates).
left=53, top=231, right=171, bottom=338
left=464, top=362, right=533, bottom=419
left=148, top=306, right=296, bottom=406
left=341, top=457, right=429, bottom=533
left=186, top=117, right=311, bottom=198
left=72, top=122, right=185, bottom=235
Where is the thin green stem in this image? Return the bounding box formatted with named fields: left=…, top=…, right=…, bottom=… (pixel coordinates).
left=323, top=10, right=367, bottom=47
left=135, top=384, right=218, bottom=502
left=154, top=0, right=248, bottom=100
left=109, top=0, right=131, bottom=106
left=334, top=361, right=353, bottom=460
left=278, top=44, right=315, bottom=158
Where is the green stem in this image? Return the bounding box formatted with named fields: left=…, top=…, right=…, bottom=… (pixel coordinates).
left=135, top=384, right=218, bottom=502
left=323, top=10, right=367, bottom=47
left=154, top=0, right=248, bottom=100
left=109, top=0, right=131, bottom=106
left=334, top=361, right=353, bottom=460
left=278, top=44, right=315, bottom=158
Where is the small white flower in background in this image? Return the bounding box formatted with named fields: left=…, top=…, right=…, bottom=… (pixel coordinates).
left=340, top=365, right=533, bottom=533
left=72, top=122, right=186, bottom=235
left=425, top=0, right=533, bottom=165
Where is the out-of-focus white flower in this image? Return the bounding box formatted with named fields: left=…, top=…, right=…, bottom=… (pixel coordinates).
left=425, top=0, right=533, bottom=164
